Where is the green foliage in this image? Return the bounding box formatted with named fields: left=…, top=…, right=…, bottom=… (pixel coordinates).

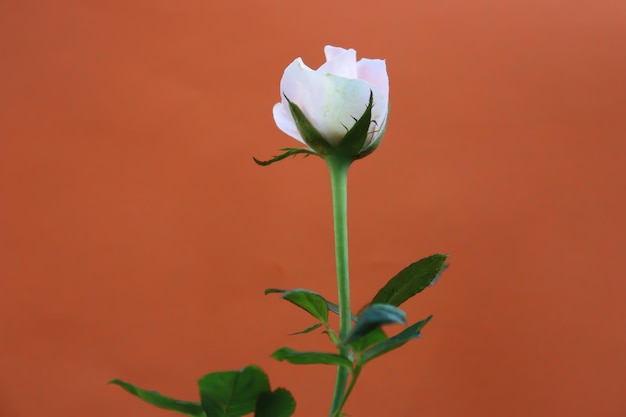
left=272, top=347, right=353, bottom=368
left=198, top=366, right=270, bottom=417
left=288, top=322, right=323, bottom=335
left=369, top=254, right=448, bottom=307
left=109, top=379, right=204, bottom=417
left=112, top=365, right=298, bottom=417
left=326, top=300, right=340, bottom=316
left=343, top=304, right=406, bottom=345
left=281, top=289, right=329, bottom=323
left=254, top=388, right=296, bottom=417
left=265, top=288, right=358, bottom=322
left=349, top=327, right=388, bottom=353
left=264, top=288, right=285, bottom=295
left=253, top=148, right=316, bottom=166
left=264, top=263, right=444, bottom=403
left=362, top=315, right=433, bottom=364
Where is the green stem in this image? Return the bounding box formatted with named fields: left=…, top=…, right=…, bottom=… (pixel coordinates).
left=334, top=366, right=362, bottom=417
left=326, top=155, right=353, bottom=417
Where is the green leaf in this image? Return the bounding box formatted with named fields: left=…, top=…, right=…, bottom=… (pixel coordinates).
left=326, top=300, right=340, bottom=315
left=109, top=379, right=204, bottom=417
left=265, top=288, right=359, bottom=322
left=272, top=347, right=353, bottom=368
left=198, top=366, right=270, bottom=417
left=343, top=304, right=406, bottom=345
left=288, top=322, right=323, bottom=335
left=338, top=90, right=373, bottom=156
left=264, top=288, right=286, bottom=295
left=282, top=289, right=329, bottom=323
left=370, top=254, right=449, bottom=307
left=362, top=315, right=433, bottom=364
left=253, top=148, right=316, bottom=166
left=349, top=327, right=388, bottom=353
left=326, top=300, right=360, bottom=322
left=284, top=95, right=333, bottom=154
left=254, top=388, right=296, bottom=417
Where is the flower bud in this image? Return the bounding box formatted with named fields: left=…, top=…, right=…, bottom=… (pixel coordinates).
left=272, top=46, right=389, bottom=159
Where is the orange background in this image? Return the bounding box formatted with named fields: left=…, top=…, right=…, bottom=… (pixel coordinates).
left=1, top=1, right=625, bottom=416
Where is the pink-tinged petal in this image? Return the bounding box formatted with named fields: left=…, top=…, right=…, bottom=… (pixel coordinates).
left=272, top=102, right=305, bottom=144
left=357, top=58, right=389, bottom=100
left=318, top=47, right=357, bottom=79
left=356, top=58, right=389, bottom=143
left=323, top=45, right=348, bottom=61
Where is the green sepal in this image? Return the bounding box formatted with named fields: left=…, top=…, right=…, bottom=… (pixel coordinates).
left=337, top=91, right=374, bottom=156
left=254, top=388, right=296, bottom=417
left=362, top=315, right=433, bottom=364
left=356, top=106, right=389, bottom=159
left=198, top=365, right=270, bottom=417
left=288, top=322, right=323, bottom=336
left=368, top=254, right=449, bottom=308
left=284, top=95, right=333, bottom=154
left=253, top=147, right=317, bottom=166
left=282, top=289, right=329, bottom=323
left=108, top=379, right=204, bottom=417
left=272, top=347, right=353, bottom=368
left=343, top=304, right=406, bottom=345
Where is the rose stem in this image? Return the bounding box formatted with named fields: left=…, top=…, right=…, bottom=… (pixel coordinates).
left=326, top=154, right=353, bottom=417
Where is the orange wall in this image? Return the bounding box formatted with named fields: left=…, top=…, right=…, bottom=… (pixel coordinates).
left=1, top=1, right=625, bottom=416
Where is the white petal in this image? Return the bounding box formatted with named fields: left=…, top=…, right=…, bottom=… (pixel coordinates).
left=276, top=51, right=389, bottom=149
left=307, top=75, right=375, bottom=145
left=281, top=58, right=374, bottom=145
left=272, top=102, right=305, bottom=144
left=280, top=58, right=314, bottom=105
left=318, top=47, right=357, bottom=79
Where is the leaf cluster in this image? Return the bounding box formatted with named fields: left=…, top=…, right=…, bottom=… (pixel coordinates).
left=265, top=254, right=448, bottom=416
left=110, top=254, right=448, bottom=417
left=110, top=366, right=295, bottom=417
